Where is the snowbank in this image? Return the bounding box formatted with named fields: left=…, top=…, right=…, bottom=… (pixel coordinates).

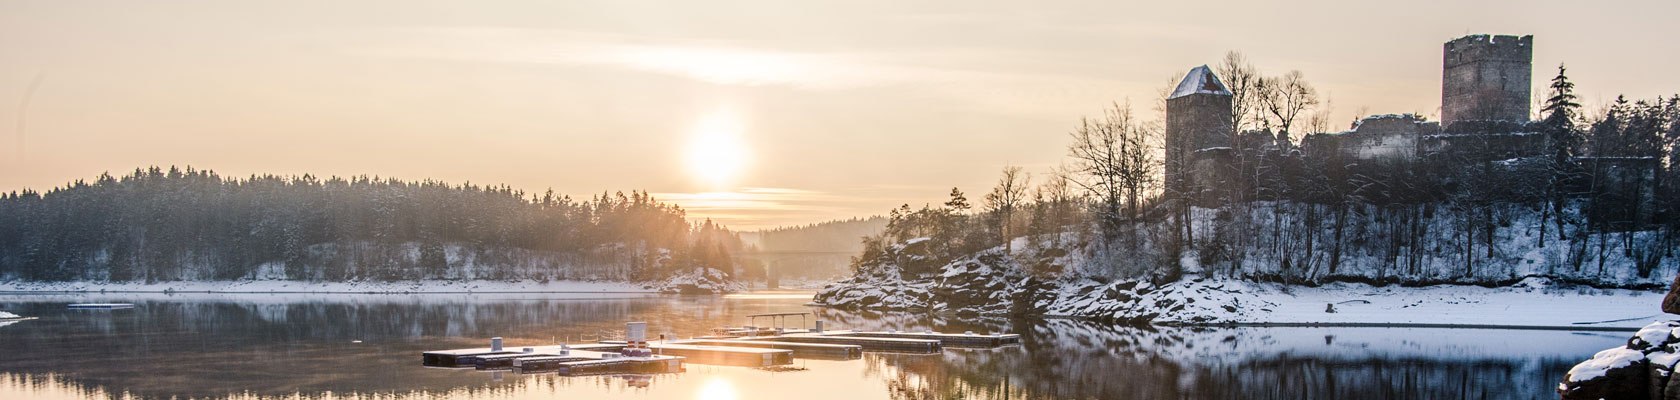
left=0, top=279, right=653, bottom=294
left=0, top=311, right=17, bottom=319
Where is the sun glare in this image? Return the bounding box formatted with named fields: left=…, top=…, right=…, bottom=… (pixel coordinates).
left=685, top=111, right=750, bottom=189
left=695, top=376, right=740, bottom=400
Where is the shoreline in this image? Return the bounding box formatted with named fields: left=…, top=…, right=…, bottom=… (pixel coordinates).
left=1178, top=321, right=1645, bottom=332
left=814, top=277, right=1679, bottom=330
left=0, top=290, right=660, bottom=294
left=0, top=279, right=658, bottom=294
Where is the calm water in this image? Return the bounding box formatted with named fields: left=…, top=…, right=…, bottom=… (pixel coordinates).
left=0, top=291, right=1620, bottom=400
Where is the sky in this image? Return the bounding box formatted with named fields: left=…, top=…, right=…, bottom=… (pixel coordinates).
left=1, top=0, right=1677, bottom=230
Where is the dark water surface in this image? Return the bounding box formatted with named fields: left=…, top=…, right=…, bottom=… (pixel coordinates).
left=0, top=291, right=1618, bottom=399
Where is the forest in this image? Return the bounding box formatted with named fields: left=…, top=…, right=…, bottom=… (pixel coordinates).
left=0, top=167, right=742, bottom=282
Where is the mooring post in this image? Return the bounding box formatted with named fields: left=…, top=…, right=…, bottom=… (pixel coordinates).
left=814, top=320, right=824, bottom=333
left=491, top=337, right=504, bottom=352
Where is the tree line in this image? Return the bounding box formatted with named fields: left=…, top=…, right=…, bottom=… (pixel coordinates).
left=853, top=56, right=1680, bottom=286
left=0, top=166, right=742, bottom=282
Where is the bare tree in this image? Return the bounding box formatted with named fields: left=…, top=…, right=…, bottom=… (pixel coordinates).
left=1068, top=101, right=1160, bottom=238
left=1216, top=51, right=1261, bottom=134
left=984, top=165, right=1030, bottom=252
left=1304, top=95, right=1336, bottom=135
left=1257, top=70, right=1320, bottom=144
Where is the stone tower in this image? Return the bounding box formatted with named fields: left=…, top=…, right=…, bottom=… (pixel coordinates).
left=1441, top=34, right=1533, bottom=125
left=1165, top=65, right=1234, bottom=199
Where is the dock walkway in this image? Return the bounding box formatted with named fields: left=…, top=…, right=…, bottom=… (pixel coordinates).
left=422, top=322, right=1021, bottom=377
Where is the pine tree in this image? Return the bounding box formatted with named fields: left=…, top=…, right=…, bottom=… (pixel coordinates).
left=1538, top=65, right=1582, bottom=246
left=1542, top=65, right=1582, bottom=164
left=944, top=188, right=970, bottom=213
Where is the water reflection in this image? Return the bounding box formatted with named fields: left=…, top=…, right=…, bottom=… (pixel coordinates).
left=0, top=293, right=1621, bottom=399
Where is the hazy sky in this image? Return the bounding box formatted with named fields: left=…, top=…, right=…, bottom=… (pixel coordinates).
left=2, top=0, right=1676, bottom=230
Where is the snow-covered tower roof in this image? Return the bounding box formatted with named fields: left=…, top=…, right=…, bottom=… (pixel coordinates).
left=1168, top=65, right=1232, bottom=99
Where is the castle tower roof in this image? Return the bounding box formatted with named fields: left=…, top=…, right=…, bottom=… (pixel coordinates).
left=1168, top=65, right=1232, bottom=99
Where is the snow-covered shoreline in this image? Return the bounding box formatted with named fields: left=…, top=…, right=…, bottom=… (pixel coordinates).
left=0, top=279, right=655, bottom=294
left=813, top=252, right=1679, bottom=330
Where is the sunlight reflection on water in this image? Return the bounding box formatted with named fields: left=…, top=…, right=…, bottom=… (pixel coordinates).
left=0, top=292, right=1626, bottom=400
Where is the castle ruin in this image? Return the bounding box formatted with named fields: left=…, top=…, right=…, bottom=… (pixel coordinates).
left=1163, top=65, right=1234, bottom=200
left=1164, top=34, right=1546, bottom=204
left=1441, top=34, right=1533, bottom=127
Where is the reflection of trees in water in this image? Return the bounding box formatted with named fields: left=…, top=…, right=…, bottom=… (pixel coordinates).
left=0, top=298, right=728, bottom=399
left=859, top=318, right=1585, bottom=400
left=2, top=372, right=660, bottom=400
left=0, top=299, right=1600, bottom=400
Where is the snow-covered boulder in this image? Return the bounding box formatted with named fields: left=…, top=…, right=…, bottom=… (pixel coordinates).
left=812, top=262, right=935, bottom=311
left=1560, top=321, right=1680, bottom=400
left=648, top=267, right=743, bottom=295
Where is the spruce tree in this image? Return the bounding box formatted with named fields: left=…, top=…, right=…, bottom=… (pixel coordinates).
left=1538, top=64, right=1582, bottom=246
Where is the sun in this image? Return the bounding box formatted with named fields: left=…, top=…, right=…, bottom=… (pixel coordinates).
left=685, top=110, right=750, bottom=189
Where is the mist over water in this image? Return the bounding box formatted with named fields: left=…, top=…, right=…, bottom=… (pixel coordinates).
left=0, top=292, right=1616, bottom=399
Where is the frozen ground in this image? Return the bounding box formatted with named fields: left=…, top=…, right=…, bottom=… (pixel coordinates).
left=0, top=279, right=653, bottom=294
left=1162, top=278, right=1675, bottom=329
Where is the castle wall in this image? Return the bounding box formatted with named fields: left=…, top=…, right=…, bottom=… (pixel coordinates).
left=1441, top=35, right=1532, bottom=125
left=1419, top=132, right=1546, bottom=162
left=1165, top=93, right=1233, bottom=198
left=1301, top=115, right=1440, bottom=163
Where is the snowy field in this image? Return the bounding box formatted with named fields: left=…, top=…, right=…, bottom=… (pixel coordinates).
left=0, top=279, right=654, bottom=294
left=1155, top=278, right=1677, bottom=329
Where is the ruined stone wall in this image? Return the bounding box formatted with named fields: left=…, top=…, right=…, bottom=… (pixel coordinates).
left=1442, top=34, right=1532, bottom=125
left=1165, top=93, right=1233, bottom=197
left=1300, top=115, right=1440, bottom=163
left=1419, top=132, right=1547, bottom=162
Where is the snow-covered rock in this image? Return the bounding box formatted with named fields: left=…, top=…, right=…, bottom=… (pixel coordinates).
left=647, top=267, right=743, bottom=295
left=0, top=311, right=18, bottom=319
left=815, top=236, right=1676, bottom=328
left=813, top=238, right=1262, bottom=323
left=1560, top=321, right=1680, bottom=399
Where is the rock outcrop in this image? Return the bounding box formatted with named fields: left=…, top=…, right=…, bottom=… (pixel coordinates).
left=811, top=239, right=1268, bottom=323
left=648, top=267, right=743, bottom=294
left=1560, top=321, right=1680, bottom=399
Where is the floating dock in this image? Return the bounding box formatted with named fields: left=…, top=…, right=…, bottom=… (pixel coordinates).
left=741, top=333, right=942, bottom=353
left=424, top=342, right=682, bottom=374
left=838, top=330, right=1021, bottom=348
left=595, top=342, right=794, bottom=367
left=513, top=352, right=684, bottom=375
left=423, top=319, right=1020, bottom=377
left=680, top=339, right=863, bottom=360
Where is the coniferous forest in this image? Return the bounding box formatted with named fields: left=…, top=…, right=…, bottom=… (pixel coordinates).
left=0, top=166, right=742, bottom=282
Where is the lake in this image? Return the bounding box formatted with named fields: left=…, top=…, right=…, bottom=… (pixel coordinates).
left=0, top=291, right=1619, bottom=399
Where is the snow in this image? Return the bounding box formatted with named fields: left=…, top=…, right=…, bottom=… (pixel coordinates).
left=0, top=279, right=653, bottom=294
left=1168, top=65, right=1231, bottom=99
left=1652, top=351, right=1680, bottom=370
left=1566, top=347, right=1644, bottom=382
left=648, top=267, right=744, bottom=294
left=0, top=311, right=16, bottom=319
left=826, top=254, right=1678, bottom=328
left=1637, top=322, right=1676, bottom=347
left=1197, top=278, right=1675, bottom=328
left=1062, top=277, right=1677, bottom=328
